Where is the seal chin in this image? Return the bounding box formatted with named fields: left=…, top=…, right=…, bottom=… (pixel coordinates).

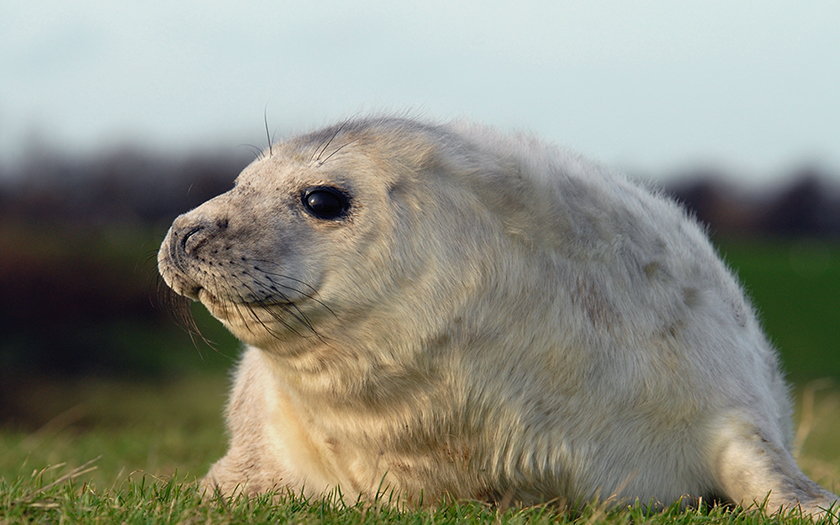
left=159, top=262, right=203, bottom=302
left=197, top=290, right=280, bottom=324
left=198, top=288, right=234, bottom=319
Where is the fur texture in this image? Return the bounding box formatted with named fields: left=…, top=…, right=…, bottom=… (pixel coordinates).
left=158, top=117, right=838, bottom=515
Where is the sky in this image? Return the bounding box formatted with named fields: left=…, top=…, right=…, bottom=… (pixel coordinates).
left=1, top=1, right=839, bottom=183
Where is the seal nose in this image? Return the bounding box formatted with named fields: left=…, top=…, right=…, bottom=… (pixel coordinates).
left=170, top=216, right=229, bottom=258
left=181, top=225, right=207, bottom=255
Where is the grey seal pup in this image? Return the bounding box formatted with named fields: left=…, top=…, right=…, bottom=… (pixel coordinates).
left=158, top=116, right=837, bottom=516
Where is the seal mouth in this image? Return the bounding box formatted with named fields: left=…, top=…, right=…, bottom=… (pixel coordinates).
left=197, top=287, right=296, bottom=322
left=197, top=287, right=217, bottom=304
left=197, top=288, right=239, bottom=319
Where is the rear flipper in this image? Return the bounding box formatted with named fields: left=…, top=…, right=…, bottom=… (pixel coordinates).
left=712, top=414, right=838, bottom=518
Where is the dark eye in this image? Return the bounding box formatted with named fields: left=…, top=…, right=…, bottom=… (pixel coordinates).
left=302, top=187, right=350, bottom=220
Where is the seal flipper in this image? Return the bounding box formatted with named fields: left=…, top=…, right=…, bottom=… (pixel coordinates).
left=711, top=413, right=839, bottom=517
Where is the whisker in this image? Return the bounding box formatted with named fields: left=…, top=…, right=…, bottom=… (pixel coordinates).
left=220, top=270, right=305, bottom=339
left=243, top=260, right=338, bottom=323
left=212, top=272, right=248, bottom=325
left=317, top=138, right=360, bottom=167
left=264, top=276, right=336, bottom=319
left=247, top=260, right=320, bottom=294
left=161, top=251, right=333, bottom=344
left=248, top=266, right=335, bottom=316
left=263, top=105, right=273, bottom=158
left=237, top=143, right=264, bottom=161
left=238, top=278, right=317, bottom=337
left=313, top=119, right=351, bottom=163
left=155, top=277, right=219, bottom=355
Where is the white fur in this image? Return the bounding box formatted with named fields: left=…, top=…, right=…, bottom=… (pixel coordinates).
left=158, top=117, right=837, bottom=515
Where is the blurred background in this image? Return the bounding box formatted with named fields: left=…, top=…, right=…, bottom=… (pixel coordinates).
left=1, top=0, right=839, bottom=486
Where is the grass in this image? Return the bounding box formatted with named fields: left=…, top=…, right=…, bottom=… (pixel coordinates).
left=0, top=374, right=229, bottom=488
left=3, top=465, right=839, bottom=525
left=6, top=473, right=816, bottom=525
left=1, top=237, right=839, bottom=523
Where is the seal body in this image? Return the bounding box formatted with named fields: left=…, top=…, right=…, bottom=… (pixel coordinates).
left=158, top=117, right=837, bottom=514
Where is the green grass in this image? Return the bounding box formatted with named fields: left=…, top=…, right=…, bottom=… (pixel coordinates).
left=2, top=469, right=838, bottom=525
left=3, top=475, right=840, bottom=524
left=2, top=238, right=840, bottom=523
left=0, top=374, right=229, bottom=488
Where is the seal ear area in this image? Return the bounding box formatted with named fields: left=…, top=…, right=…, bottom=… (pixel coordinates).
left=395, top=136, right=443, bottom=171
left=369, top=132, right=445, bottom=180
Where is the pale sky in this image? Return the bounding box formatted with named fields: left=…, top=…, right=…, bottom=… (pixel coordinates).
left=2, top=1, right=839, bottom=182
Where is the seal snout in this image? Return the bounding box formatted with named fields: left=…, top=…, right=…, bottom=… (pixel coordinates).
left=158, top=214, right=233, bottom=301
left=181, top=225, right=208, bottom=255
left=170, top=216, right=230, bottom=258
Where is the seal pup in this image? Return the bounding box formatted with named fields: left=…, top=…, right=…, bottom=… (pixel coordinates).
left=158, top=116, right=838, bottom=516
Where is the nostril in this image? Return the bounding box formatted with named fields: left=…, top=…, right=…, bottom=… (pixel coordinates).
left=181, top=225, right=207, bottom=255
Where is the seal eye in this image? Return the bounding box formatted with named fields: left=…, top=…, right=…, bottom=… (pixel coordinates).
left=302, top=187, right=350, bottom=220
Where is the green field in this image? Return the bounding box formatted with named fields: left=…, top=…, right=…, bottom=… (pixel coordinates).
left=1, top=237, right=839, bottom=523
left=718, top=238, right=840, bottom=384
